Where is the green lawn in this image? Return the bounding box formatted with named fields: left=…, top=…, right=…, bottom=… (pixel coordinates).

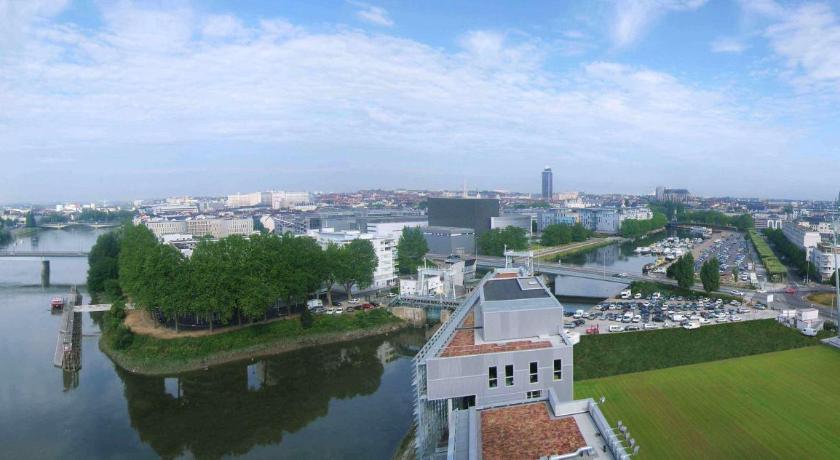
left=576, top=346, right=840, bottom=459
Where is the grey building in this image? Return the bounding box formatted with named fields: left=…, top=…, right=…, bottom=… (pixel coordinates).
left=411, top=268, right=632, bottom=459
left=490, top=214, right=533, bottom=235
left=423, top=226, right=475, bottom=256
left=428, top=198, right=500, bottom=237
left=542, top=167, right=553, bottom=200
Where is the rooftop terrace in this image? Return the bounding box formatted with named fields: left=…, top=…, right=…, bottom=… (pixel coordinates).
left=438, top=312, right=552, bottom=358
left=480, top=402, right=587, bottom=460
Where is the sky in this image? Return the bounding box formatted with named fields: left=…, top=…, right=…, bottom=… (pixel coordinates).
left=1, top=0, right=839, bottom=203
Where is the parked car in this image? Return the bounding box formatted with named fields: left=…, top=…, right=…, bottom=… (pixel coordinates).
left=609, top=325, right=624, bottom=333
left=683, top=321, right=700, bottom=330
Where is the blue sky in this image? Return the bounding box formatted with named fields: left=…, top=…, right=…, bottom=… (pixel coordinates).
left=1, top=0, right=839, bottom=203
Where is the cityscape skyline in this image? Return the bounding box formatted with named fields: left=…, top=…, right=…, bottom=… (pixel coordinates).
left=3, top=0, right=840, bottom=202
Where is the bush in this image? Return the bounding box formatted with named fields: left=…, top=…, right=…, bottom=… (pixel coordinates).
left=300, top=307, right=314, bottom=329
left=110, top=325, right=135, bottom=350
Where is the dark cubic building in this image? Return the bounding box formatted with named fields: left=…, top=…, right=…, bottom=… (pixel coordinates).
left=541, top=167, right=553, bottom=200
left=422, top=226, right=475, bottom=256
left=427, top=198, right=500, bottom=237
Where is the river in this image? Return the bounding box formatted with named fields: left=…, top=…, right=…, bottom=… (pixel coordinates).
left=0, top=228, right=425, bottom=459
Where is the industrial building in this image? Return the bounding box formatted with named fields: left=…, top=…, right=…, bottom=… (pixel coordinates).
left=428, top=198, right=500, bottom=237
left=423, top=226, right=476, bottom=256
left=412, top=267, right=629, bottom=459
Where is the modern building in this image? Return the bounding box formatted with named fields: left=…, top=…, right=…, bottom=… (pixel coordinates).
left=541, top=167, right=553, bottom=201
left=412, top=268, right=629, bottom=459
left=782, top=221, right=822, bottom=258
left=226, top=192, right=271, bottom=208
left=270, top=191, right=311, bottom=209
left=144, top=218, right=254, bottom=239
left=809, top=242, right=840, bottom=280
left=428, top=198, right=500, bottom=237
left=307, top=229, right=398, bottom=291
left=535, top=208, right=578, bottom=232
left=490, top=215, right=533, bottom=235
left=655, top=186, right=665, bottom=201
left=423, top=226, right=476, bottom=256
left=578, top=207, right=653, bottom=234
left=366, top=218, right=428, bottom=240
left=656, top=187, right=690, bottom=203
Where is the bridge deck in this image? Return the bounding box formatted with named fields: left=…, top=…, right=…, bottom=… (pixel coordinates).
left=0, top=251, right=89, bottom=258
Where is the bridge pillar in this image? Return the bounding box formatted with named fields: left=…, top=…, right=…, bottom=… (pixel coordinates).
left=41, top=260, right=50, bottom=287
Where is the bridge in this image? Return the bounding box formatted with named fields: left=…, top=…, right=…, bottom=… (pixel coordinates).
left=0, top=250, right=90, bottom=287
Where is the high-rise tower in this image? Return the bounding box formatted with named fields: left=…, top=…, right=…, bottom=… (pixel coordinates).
left=541, top=167, right=553, bottom=201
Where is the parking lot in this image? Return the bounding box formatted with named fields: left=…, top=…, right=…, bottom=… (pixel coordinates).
left=693, top=231, right=755, bottom=286
left=565, top=292, right=777, bottom=334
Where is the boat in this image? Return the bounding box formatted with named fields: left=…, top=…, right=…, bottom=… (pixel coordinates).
left=50, top=297, right=65, bottom=310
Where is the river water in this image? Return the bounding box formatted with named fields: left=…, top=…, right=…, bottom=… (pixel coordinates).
left=0, top=228, right=425, bottom=459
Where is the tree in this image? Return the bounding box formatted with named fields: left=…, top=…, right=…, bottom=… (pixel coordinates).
left=478, top=226, right=528, bottom=256
left=668, top=253, right=696, bottom=289
left=87, top=231, right=122, bottom=295
left=300, top=306, right=314, bottom=329
left=700, top=257, right=720, bottom=293
left=571, top=223, right=591, bottom=242
left=541, top=224, right=572, bottom=246
left=397, top=226, right=428, bottom=274
left=335, top=239, right=378, bottom=298
left=24, top=212, right=36, bottom=228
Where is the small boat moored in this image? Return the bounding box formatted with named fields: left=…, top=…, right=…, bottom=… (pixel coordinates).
left=50, top=296, right=65, bottom=310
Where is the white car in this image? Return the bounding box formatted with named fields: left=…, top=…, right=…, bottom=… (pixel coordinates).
left=644, top=323, right=659, bottom=330
left=609, top=325, right=624, bottom=333
left=335, top=307, right=344, bottom=314
left=348, top=298, right=360, bottom=303
left=683, top=321, right=700, bottom=330
left=698, top=318, right=710, bottom=324
left=730, top=315, right=743, bottom=322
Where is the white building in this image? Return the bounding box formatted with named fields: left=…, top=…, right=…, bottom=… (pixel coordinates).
left=307, top=229, right=398, bottom=292
left=578, top=207, right=653, bottom=234
left=226, top=192, right=271, bottom=208
left=366, top=219, right=428, bottom=240
left=144, top=218, right=254, bottom=239
left=809, top=242, right=840, bottom=280
left=270, top=191, right=311, bottom=209
left=782, top=221, right=822, bottom=258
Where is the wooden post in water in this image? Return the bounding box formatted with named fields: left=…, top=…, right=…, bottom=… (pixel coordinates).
left=40, top=260, right=50, bottom=287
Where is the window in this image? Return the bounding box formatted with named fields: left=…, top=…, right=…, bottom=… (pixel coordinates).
left=488, top=366, right=498, bottom=388
left=553, top=359, right=562, bottom=381
left=505, top=364, right=514, bottom=386
left=529, top=362, right=539, bottom=383
left=527, top=390, right=542, bottom=399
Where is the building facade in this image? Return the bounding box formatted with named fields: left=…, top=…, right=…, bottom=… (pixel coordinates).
left=782, top=221, right=822, bottom=258
left=490, top=215, right=533, bottom=235
left=270, top=191, right=311, bottom=209
left=307, top=229, right=398, bottom=291
left=226, top=192, right=271, bottom=208
left=144, top=218, right=254, bottom=239
left=579, top=207, right=653, bottom=234
left=423, top=226, right=476, bottom=256
left=428, top=198, right=500, bottom=237
left=810, top=243, right=840, bottom=280
left=541, top=167, right=553, bottom=201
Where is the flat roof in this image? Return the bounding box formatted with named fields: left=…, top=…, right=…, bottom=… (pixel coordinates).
left=438, top=312, right=552, bottom=358
left=480, top=402, right=587, bottom=460
left=482, top=278, right=550, bottom=302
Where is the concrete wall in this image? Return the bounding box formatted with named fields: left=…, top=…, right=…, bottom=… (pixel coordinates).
left=426, top=346, right=574, bottom=406
left=482, top=308, right=565, bottom=341
left=390, top=306, right=427, bottom=326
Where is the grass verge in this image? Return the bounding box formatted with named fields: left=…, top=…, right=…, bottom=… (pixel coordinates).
left=807, top=292, right=836, bottom=308
left=101, top=308, right=407, bottom=375
left=576, top=346, right=840, bottom=459
left=573, top=319, right=821, bottom=380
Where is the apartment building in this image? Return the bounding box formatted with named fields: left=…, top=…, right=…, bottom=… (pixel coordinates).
left=307, top=229, right=398, bottom=291
left=144, top=218, right=254, bottom=239
left=782, top=221, right=822, bottom=258
left=579, top=207, right=653, bottom=234
left=810, top=243, right=840, bottom=280
left=226, top=192, right=271, bottom=208
left=270, top=191, right=311, bottom=209
left=413, top=268, right=629, bottom=459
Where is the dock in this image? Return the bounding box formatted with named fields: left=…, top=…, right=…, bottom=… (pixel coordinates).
left=53, top=307, right=82, bottom=371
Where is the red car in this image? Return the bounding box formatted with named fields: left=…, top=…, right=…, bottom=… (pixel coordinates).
left=784, top=287, right=796, bottom=294
left=361, top=303, right=374, bottom=310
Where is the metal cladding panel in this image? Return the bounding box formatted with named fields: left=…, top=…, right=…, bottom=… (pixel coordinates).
left=482, top=308, right=565, bottom=342
left=425, top=347, right=574, bottom=405
left=428, top=198, right=500, bottom=237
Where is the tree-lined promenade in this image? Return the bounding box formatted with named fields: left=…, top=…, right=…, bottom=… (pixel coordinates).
left=91, top=224, right=380, bottom=331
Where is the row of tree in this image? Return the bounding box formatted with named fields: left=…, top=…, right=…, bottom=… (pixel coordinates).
left=540, top=223, right=593, bottom=246
left=648, top=202, right=754, bottom=231
left=92, top=224, right=378, bottom=329
left=0, top=219, right=11, bottom=246
left=666, top=252, right=695, bottom=289
left=763, top=228, right=820, bottom=280
left=619, top=212, right=668, bottom=238
left=478, top=226, right=529, bottom=256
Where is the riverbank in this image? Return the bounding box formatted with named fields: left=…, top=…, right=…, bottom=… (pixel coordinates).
left=101, top=309, right=410, bottom=375
left=538, top=237, right=623, bottom=261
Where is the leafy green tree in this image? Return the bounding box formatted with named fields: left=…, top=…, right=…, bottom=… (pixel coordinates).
left=668, top=253, right=696, bottom=289
left=25, top=212, right=36, bottom=228
left=541, top=224, right=572, bottom=246
left=87, top=231, right=122, bottom=295
left=118, top=223, right=160, bottom=308
left=300, top=306, right=314, bottom=329
left=335, top=239, right=378, bottom=298
left=700, top=257, right=721, bottom=293
left=478, top=226, right=528, bottom=256
left=397, top=226, right=428, bottom=274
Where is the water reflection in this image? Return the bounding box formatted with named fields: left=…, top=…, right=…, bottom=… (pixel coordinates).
left=115, top=329, right=424, bottom=460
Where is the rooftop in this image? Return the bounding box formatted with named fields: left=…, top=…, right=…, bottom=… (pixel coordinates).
left=480, top=402, right=587, bottom=460
left=482, top=277, right=550, bottom=301
left=439, top=312, right=553, bottom=357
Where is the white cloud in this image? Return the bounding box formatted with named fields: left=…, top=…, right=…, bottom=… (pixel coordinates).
left=0, top=0, right=68, bottom=48
left=350, top=1, right=393, bottom=27
left=711, top=37, right=747, bottom=53
left=765, top=3, right=840, bottom=87
left=611, top=0, right=707, bottom=48
left=202, top=14, right=249, bottom=39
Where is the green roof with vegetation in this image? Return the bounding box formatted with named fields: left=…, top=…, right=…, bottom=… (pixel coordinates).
left=746, top=229, right=787, bottom=279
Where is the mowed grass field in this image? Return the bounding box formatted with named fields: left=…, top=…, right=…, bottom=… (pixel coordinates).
left=576, top=346, right=840, bottom=459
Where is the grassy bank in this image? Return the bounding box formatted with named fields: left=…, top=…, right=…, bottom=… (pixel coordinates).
left=573, top=319, right=821, bottom=380
left=807, top=292, right=836, bottom=308
left=101, top=308, right=407, bottom=375
left=576, top=346, right=840, bottom=459
left=628, top=281, right=740, bottom=302
left=540, top=238, right=618, bottom=261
